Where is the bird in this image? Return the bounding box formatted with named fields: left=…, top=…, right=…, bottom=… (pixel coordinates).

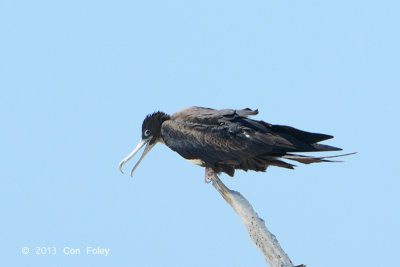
left=119, top=106, right=354, bottom=183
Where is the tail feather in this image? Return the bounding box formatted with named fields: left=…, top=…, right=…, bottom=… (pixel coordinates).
left=311, top=143, right=343, bottom=152
left=282, top=152, right=357, bottom=165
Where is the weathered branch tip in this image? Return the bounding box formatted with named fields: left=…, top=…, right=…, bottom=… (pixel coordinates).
left=211, top=175, right=304, bottom=267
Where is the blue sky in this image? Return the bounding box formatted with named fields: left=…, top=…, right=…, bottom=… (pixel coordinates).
left=1, top=1, right=399, bottom=266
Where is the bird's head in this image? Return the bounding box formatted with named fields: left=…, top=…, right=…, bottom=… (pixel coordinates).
left=119, top=111, right=170, bottom=177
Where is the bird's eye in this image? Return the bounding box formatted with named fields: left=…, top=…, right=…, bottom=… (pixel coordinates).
left=144, top=129, right=151, bottom=137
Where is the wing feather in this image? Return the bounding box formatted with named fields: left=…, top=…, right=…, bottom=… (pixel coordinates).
left=171, top=106, right=258, bottom=125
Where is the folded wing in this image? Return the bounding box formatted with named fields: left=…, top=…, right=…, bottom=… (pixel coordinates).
left=161, top=107, right=345, bottom=177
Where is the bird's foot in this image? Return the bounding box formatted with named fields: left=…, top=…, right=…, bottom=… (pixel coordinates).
left=204, top=167, right=216, bottom=184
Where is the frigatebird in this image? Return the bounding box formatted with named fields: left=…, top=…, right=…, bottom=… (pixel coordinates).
left=119, top=107, right=353, bottom=183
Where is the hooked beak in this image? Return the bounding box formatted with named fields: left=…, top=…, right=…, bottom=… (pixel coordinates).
left=119, top=138, right=154, bottom=177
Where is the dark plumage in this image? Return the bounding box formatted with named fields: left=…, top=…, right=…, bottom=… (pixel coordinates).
left=119, top=106, right=353, bottom=181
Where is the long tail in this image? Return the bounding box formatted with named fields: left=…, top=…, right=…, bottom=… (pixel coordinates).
left=282, top=152, right=357, bottom=164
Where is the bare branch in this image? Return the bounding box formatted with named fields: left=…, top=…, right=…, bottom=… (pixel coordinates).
left=211, top=175, right=304, bottom=267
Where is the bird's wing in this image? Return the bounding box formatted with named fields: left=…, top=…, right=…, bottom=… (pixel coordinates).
left=161, top=119, right=297, bottom=164
left=171, top=106, right=336, bottom=147
left=162, top=107, right=342, bottom=176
